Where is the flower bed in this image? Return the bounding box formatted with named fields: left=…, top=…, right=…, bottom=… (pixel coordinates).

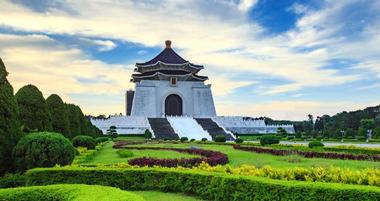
left=121, top=147, right=228, bottom=167
left=233, top=144, right=380, bottom=161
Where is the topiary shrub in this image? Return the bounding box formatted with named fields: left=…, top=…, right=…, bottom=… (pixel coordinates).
left=180, top=137, right=188, bottom=142
left=260, top=135, right=280, bottom=146
left=95, top=137, right=109, bottom=144
left=214, top=135, right=226, bottom=143
left=12, top=132, right=75, bottom=171
left=308, top=141, right=324, bottom=148
left=201, top=138, right=208, bottom=142
left=235, top=138, right=244, bottom=144
left=72, top=135, right=96, bottom=149
left=144, top=129, right=152, bottom=139
left=116, top=149, right=134, bottom=158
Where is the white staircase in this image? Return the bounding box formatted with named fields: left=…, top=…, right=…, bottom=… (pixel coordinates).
left=167, top=116, right=212, bottom=140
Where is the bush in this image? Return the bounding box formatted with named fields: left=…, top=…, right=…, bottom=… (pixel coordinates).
left=235, top=138, right=244, bottom=144
left=12, top=132, right=76, bottom=171
left=144, top=129, right=152, bottom=139
left=0, top=184, right=144, bottom=201
left=308, top=141, right=325, bottom=148
left=72, top=135, right=96, bottom=149
left=26, top=168, right=380, bottom=201
left=190, top=139, right=195, bottom=142
left=116, top=150, right=134, bottom=158
left=180, top=137, right=188, bottom=142
left=201, top=138, right=208, bottom=142
left=95, top=137, right=109, bottom=144
left=214, top=135, right=226, bottom=143
left=0, top=173, right=26, bottom=188
left=260, top=135, right=279, bottom=146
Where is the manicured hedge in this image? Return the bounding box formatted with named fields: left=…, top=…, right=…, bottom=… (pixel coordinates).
left=234, top=144, right=380, bottom=161
left=95, top=137, right=109, bottom=144
left=123, top=147, right=228, bottom=167
left=25, top=167, right=380, bottom=201
left=0, top=184, right=144, bottom=201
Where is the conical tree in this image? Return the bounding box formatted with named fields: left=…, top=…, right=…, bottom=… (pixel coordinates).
left=15, top=84, right=52, bottom=132
left=0, top=58, right=21, bottom=175
left=46, top=94, right=71, bottom=138
left=66, top=103, right=81, bottom=137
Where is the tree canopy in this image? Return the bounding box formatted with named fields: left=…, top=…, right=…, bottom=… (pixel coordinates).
left=15, top=84, right=52, bottom=132
left=46, top=94, right=71, bottom=138
left=0, top=58, right=21, bottom=175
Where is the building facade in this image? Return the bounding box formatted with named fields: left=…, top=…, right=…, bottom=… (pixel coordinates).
left=127, top=40, right=216, bottom=117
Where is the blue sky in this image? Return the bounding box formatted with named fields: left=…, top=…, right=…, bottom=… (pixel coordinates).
left=0, top=0, right=379, bottom=120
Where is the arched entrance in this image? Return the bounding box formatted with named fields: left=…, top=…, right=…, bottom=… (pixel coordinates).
left=165, top=94, right=183, bottom=116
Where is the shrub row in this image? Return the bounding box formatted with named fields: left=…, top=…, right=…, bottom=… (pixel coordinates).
left=72, top=142, right=108, bottom=164
left=121, top=147, right=228, bottom=167
left=25, top=167, right=380, bottom=201
left=324, top=146, right=380, bottom=155
left=233, top=144, right=380, bottom=161
left=0, top=184, right=144, bottom=201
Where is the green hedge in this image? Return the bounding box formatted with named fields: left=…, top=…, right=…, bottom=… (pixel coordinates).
left=0, top=184, right=144, bottom=201
left=25, top=167, right=380, bottom=201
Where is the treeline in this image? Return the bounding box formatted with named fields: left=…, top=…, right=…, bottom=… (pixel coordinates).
left=15, top=85, right=102, bottom=138
left=266, top=106, right=380, bottom=139
left=0, top=58, right=101, bottom=175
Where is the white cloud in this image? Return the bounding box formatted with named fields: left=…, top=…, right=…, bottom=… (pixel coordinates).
left=238, top=0, right=258, bottom=11
left=80, top=38, right=117, bottom=52
left=0, top=0, right=379, bottom=116
left=0, top=33, right=132, bottom=115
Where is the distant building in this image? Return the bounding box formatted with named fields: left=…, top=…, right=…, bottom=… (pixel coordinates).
left=92, top=41, right=294, bottom=140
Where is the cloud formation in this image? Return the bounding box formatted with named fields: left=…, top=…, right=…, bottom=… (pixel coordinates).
left=0, top=0, right=379, bottom=119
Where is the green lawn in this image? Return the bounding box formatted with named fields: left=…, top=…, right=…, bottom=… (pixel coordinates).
left=134, top=191, right=203, bottom=201
left=86, top=142, right=198, bottom=164
left=122, top=142, right=380, bottom=170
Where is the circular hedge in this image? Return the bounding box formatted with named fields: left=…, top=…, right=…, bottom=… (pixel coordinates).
left=0, top=184, right=144, bottom=201
left=72, top=135, right=96, bottom=149
left=308, top=141, right=324, bottom=148
left=260, top=135, right=280, bottom=146
left=12, top=132, right=76, bottom=171
left=214, top=135, right=226, bottom=142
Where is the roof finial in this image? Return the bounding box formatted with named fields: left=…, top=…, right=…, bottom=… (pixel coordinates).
left=165, top=40, right=172, bottom=48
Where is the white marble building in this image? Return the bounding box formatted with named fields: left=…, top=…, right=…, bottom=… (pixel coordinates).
left=91, top=40, right=295, bottom=139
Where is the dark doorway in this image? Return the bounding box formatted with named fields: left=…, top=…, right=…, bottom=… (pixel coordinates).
left=165, top=94, right=182, bottom=116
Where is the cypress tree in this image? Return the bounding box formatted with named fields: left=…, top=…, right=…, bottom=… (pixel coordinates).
left=66, top=103, right=81, bottom=137
left=15, top=84, right=52, bottom=132
left=0, top=58, right=21, bottom=175
left=46, top=94, right=71, bottom=138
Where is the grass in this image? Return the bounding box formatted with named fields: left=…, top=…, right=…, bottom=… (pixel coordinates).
left=86, top=142, right=198, bottom=164
left=134, top=191, right=203, bottom=201
left=122, top=142, right=380, bottom=170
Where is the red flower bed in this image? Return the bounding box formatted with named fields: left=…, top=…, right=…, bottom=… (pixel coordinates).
left=121, top=147, right=228, bottom=167
left=233, top=144, right=380, bottom=161
left=112, top=141, right=145, bottom=149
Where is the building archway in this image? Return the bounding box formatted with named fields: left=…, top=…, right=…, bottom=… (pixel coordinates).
left=165, top=94, right=183, bottom=116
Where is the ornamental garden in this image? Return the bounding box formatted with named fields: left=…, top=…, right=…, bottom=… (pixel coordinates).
left=1, top=57, right=380, bottom=201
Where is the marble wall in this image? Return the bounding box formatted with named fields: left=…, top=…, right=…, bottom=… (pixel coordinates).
left=130, top=80, right=217, bottom=117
